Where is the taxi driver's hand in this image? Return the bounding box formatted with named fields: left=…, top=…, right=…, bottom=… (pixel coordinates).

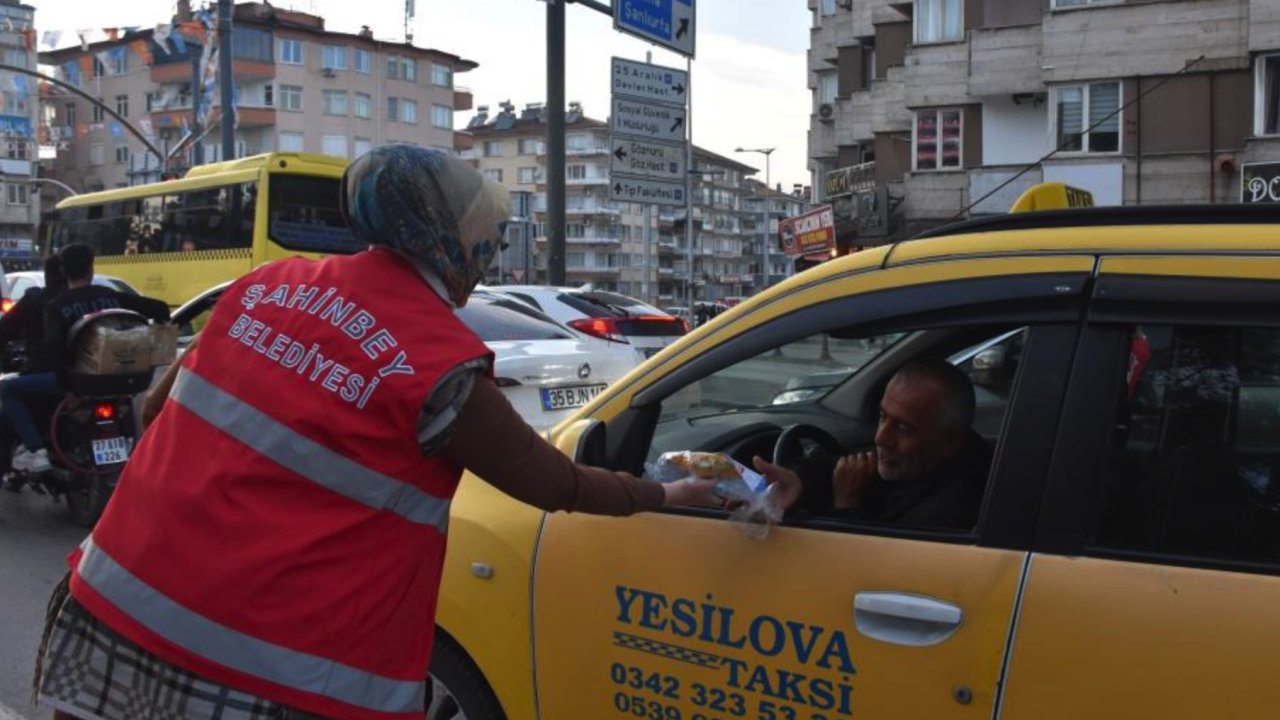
left=833, top=451, right=876, bottom=509
left=751, top=456, right=802, bottom=511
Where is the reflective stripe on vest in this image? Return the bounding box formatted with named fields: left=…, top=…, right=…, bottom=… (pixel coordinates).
left=170, top=368, right=450, bottom=531
left=76, top=537, right=427, bottom=713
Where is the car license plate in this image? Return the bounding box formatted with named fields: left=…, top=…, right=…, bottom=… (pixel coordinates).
left=540, top=384, right=607, bottom=411
left=92, top=437, right=130, bottom=466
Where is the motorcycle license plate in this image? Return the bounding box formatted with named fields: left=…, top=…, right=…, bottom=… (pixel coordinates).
left=92, top=437, right=130, bottom=466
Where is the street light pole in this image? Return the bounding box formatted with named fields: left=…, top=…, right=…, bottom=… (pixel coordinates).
left=735, top=147, right=774, bottom=290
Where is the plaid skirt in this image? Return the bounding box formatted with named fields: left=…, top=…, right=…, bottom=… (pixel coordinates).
left=34, top=574, right=330, bottom=720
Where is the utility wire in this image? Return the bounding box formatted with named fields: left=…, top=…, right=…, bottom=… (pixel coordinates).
left=952, top=54, right=1208, bottom=221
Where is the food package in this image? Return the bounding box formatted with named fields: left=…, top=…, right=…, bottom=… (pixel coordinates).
left=648, top=451, right=784, bottom=539
left=74, top=323, right=177, bottom=375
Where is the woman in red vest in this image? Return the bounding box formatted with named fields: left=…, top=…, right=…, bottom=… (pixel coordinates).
left=34, top=146, right=726, bottom=720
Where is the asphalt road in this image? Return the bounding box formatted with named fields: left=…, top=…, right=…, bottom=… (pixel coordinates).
left=0, top=488, right=87, bottom=720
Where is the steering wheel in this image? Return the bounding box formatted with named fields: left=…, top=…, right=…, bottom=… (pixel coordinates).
left=773, top=424, right=847, bottom=513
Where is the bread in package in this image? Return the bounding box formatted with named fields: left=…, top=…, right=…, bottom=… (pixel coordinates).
left=653, top=451, right=766, bottom=502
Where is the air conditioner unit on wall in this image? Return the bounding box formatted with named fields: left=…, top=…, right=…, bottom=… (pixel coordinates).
left=322, top=67, right=335, bottom=78
left=837, top=0, right=852, bottom=8
left=818, top=103, right=835, bottom=123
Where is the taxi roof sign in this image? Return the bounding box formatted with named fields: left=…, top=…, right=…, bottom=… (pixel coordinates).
left=1009, top=182, right=1095, bottom=213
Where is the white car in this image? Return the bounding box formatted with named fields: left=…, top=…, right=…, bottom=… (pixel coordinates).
left=171, top=284, right=635, bottom=432
left=461, top=290, right=635, bottom=430
left=6, top=270, right=140, bottom=300
left=488, top=285, right=688, bottom=363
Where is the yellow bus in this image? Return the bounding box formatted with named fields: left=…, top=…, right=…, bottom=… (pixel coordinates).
left=40, top=152, right=364, bottom=307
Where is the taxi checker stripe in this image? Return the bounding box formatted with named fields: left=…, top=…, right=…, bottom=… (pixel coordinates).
left=76, top=537, right=426, bottom=714
left=171, top=368, right=450, bottom=531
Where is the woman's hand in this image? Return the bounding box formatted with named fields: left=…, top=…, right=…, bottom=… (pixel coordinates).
left=661, top=477, right=721, bottom=508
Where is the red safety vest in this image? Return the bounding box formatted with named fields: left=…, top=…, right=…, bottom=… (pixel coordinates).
left=70, top=249, right=491, bottom=720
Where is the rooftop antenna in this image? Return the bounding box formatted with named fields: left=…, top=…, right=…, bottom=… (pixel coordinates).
left=404, top=0, right=415, bottom=44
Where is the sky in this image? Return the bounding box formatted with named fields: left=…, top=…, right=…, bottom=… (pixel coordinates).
left=30, top=0, right=813, bottom=189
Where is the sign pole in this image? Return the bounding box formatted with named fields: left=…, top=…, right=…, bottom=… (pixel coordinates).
left=684, top=56, right=694, bottom=313
left=547, top=0, right=566, bottom=285
left=642, top=50, right=652, bottom=305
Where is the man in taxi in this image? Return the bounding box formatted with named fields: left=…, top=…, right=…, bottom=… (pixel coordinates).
left=757, top=358, right=990, bottom=529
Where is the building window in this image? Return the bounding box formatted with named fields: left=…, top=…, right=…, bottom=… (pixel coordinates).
left=113, top=51, right=128, bottom=75
left=400, top=57, right=417, bottom=82
left=387, top=97, right=399, bottom=122
left=914, top=108, right=963, bottom=170
left=64, top=103, right=76, bottom=127
left=483, top=169, right=503, bottom=183
left=322, top=45, right=347, bottom=70
left=281, top=85, right=303, bottom=112
left=7, top=140, right=26, bottom=160
left=91, top=102, right=104, bottom=123
left=7, top=183, right=27, bottom=205
left=232, top=26, right=273, bottom=62
left=431, top=104, right=452, bottom=129
left=483, top=140, right=503, bottom=157
left=354, top=92, right=371, bottom=118
left=431, top=63, right=452, bottom=87
left=820, top=0, right=837, bottom=16
left=1055, top=82, right=1120, bottom=153
left=354, top=137, right=373, bottom=158
left=567, top=252, right=585, bottom=267
left=279, top=39, right=303, bottom=65
left=817, top=72, right=837, bottom=105
left=115, top=94, right=128, bottom=117
left=385, top=54, right=400, bottom=79
left=3, top=94, right=26, bottom=115
left=355, top=49, right=372, bottom=74
left=915, top=0, right=962, bottom=43
left=518, top=138, right=542, bottom=155
left=278, top=132, right=304, bottom=152
left=323, top=90, right=348, bottom=115
left=1256, top=53, right=1280, bottom=136
left=263, top=84, right=274, bottom=107
left=145, top=91, right=159, bottom=112
left=92, top=57, right=104, bottom=78
left=518, top=167, right=537, bottom=184
left=114, top=145, right=129, bottom=165
left=567, top=164, right=587, bottom=180
left=90, top=143, right=104, bottom=166
left=566, top=224, right=586, bottom=239
left=322, top=135, right=348, bottom=158
left=401, top=99, right=417, bottom=124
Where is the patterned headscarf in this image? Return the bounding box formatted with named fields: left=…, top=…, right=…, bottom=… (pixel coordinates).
left=340, top=144, right=510, bottom=307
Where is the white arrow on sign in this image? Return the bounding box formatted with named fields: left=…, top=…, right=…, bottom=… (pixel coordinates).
left=610, top=97, right=687, bottom=144
left=610, top=137, right=687, bottom=181
left=609, top=174, right=687, bottom=208
left=611, top=57, right=688, bottom=107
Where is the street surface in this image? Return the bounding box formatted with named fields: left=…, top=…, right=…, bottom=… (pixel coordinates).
left=0, top=489, right=86, bottom=720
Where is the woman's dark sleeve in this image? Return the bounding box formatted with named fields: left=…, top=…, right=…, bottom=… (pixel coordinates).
left=441, top=378, right=665, bottom=516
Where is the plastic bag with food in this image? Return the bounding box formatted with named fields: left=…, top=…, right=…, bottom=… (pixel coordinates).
left=647, top=451, right=784, bottom=539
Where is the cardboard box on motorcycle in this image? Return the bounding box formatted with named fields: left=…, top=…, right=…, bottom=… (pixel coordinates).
left=73, top=324, right=178, bottom=376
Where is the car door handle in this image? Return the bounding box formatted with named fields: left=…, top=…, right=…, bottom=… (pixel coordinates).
left=853, top=592, right=963, bottom=647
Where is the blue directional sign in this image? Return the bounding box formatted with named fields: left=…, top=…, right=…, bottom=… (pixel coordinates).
left=613, top=0, right=696, bottom=58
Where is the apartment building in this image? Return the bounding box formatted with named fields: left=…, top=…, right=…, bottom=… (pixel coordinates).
left=39, top=1, right=475, bottom=192
left=808, top=0, right=1280, bottom=243
left=742, top=179, right=806, bottom=290
left=0, top=0, right=38, bottom=257
left=465, top=102, right=761, bottom=306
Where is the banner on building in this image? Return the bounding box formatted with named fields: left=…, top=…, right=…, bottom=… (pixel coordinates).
left=1242, top=162, right=1280, bottom=204
left=779, top=205, right=836, bottom=259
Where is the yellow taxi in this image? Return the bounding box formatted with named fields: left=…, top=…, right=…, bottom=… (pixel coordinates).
left=429, top=184, right=1280, bottom=719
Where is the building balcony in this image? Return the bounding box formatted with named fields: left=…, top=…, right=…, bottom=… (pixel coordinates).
left=0, top=158, right=31, bottom=176
left=534, top=234, right=622, bottom=245
left=454, top=86, right=473, bottom=112
left=454, top=132, right=475, bottom=152
left=567, top=266, right=622, bottom=276
left=968, top=24, right=1044, bottom=97
left=151, top=58, right=274, bottom=84
left=903, top=41, right=973, bottom=109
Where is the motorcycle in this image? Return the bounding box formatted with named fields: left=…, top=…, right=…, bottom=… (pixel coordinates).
left=3, top=309, right=156, bottom=527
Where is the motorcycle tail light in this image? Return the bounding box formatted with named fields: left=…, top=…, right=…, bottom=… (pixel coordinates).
left=94, top=403, right=117, bottom=421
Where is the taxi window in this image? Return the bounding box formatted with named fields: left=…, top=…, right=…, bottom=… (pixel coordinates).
left=1094, top=324, right=1280, bottom=565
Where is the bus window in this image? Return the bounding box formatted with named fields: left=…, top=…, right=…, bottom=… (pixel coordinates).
left=267, top=174, right=363, bottom=255
left=159, top=183, right=254, bottom=253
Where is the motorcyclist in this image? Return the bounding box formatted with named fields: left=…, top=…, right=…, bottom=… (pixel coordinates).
left=0, top=243, right=169, bottom=474
left=0, top=256, right=67, bottom=487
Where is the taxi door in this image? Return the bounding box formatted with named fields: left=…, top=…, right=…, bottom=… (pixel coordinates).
left=533, top=255, right=1093, bottom=720
left=1000, top=256, right=1280, bottom=718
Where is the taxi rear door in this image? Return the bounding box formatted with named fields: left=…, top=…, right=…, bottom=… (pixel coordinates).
left=999, top=255, right=1280, bottom=718
left=533, top=255, right=1094, bottom=720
